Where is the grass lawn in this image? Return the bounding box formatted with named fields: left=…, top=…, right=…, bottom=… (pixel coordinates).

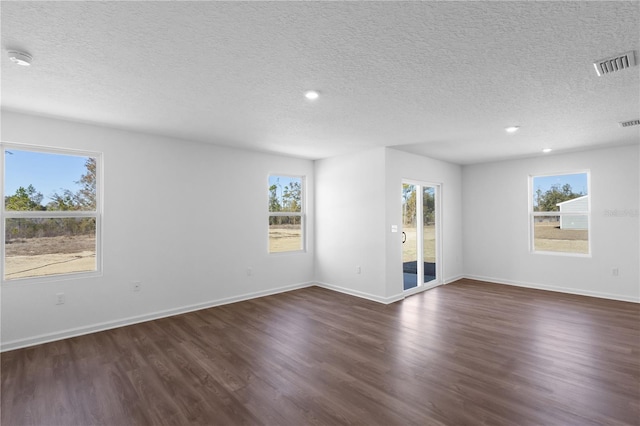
left=402, top=225, right=436, bottom=263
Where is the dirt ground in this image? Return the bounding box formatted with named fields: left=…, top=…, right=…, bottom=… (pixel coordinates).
left=6, top=235, right=95, bottom=256
left=270, top=225, right=439, bottom=258
left=534, top=222, right=588, bottom=254
left=401, top=222, right=588, bottom=259
left=269, top=226, right=302, bottom=252
left=4, top=235, right=96, bottom=280
left=533, top=222, right=587, bottom=241
left=4, top=222, right=587, bottom=280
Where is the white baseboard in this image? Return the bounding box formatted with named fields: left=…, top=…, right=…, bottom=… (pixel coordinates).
left=1, top=281, right=314, bottom=352
left=6, top=275, right=635, bottom=352
left=463, top=274, right=640, bottom=303
left=444, top=274, right=465, bottom=284
left=315, top=276, right=466, bottom=304
left=314, top=281, right=405, bottom=304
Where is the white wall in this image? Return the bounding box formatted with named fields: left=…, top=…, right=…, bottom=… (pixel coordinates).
left=1, top=111, right=315, bottom=350
left=462, top=144, right=640, bottom=302
left=384, top=148, right=464, bottom=298
left=315, top=147, right=464, bottom=303
left=314, top=148, right=389, bottom=301
left=2, top=110, right=636, bottom=351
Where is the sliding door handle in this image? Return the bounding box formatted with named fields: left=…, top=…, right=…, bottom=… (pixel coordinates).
left=402, top=232, right=406, bottom=243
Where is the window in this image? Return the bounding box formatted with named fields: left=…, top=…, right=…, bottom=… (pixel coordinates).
left=2, top=145, right=101, bottom=281
left=268, top=175, right=304, bottom=253
left=529, top=172, right=589, bottom=255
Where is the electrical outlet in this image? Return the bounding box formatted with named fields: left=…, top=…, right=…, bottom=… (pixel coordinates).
left=132, top=281, right=142, bottom=292
left=612, top=268, right=619, bottom=277
left=356, top=266, right=361, bottom=274
left=56, top=293, right=65, bottom=305
left=247, top=267, right=253, bottom=277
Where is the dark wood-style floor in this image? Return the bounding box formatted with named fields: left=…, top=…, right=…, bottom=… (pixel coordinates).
left=2, top=279, right=639, bottom=426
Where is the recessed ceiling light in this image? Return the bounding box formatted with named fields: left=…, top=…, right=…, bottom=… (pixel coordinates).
left=505, top=126, right=520, bottom=133
left=304, top=90, right=319, bottom=100
left=7, top=50, right=32, bottom=66
left=542, top=148, right=552, bottom=153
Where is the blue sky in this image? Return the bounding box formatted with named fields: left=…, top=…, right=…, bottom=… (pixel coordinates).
left=532, top=172, right=588, bottom=196
left=4, top=149, right=586, bottom=208
left=4, top=149, right=89, bottom=205
left=269, top=175, right=301, bottom=199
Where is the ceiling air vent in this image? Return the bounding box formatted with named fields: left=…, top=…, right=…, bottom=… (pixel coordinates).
left=593, top=51, right=636, bottom=76
left=619, top=119, right=640, bottom=128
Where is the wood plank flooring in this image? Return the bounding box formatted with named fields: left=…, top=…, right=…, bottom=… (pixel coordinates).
left=2, top=279, right=639, bottom=425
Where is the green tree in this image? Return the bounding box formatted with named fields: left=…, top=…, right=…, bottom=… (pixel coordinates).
left=269, top=183, right=281, bottom=212
left=269, top=181, right=281, bottom=226
left=4, top=185, right=44, bottom=211
left=48, top=157, right=96, bottom=211
left=423, top=189, right=435, bottom=224
left=282, top=181, right=301, bottom=224
left=402, top=185, right=417, bottom=226
left=269, top=178, right=302, bottom=226
left=47, top=189, right=78, bottom=211
left=76, top=157, right=96, bottom=209
left=535, top=183, right=583, bottom=212
left=4, top=158, right=97, bottom=240
left=282, top=181, right=301, bottom=211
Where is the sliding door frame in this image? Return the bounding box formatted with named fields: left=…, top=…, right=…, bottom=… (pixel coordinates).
left=402, top=179, right=443, bottom=296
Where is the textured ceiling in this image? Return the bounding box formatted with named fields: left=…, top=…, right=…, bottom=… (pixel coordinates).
left=1, top=1, right=639, bottom=164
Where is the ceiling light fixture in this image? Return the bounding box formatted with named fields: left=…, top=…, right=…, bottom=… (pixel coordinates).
left=7, top=50, right=32, bottom=66
left=542, top=148, right=552, bottom=153
left=304, top=90, right=319, bottom=100
left=505, top=126, right=520, bottom=133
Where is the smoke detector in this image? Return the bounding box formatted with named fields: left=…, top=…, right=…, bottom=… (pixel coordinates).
left=7, top=50, right=32, bottom=66
left=593, top=51, right=636, bottom=76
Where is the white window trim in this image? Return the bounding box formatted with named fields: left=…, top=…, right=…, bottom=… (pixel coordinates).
left=1, top=142, right=103, bottom=284
left=268, top=174, right=305, bottom=254
left=528, top=171, right=591, bottom=257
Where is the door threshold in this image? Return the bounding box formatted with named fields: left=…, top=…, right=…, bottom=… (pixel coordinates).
left=404, top=281, right=441, bottom=296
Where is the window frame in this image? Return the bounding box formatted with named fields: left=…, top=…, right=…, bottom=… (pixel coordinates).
left=528, top=170, right=591, bottom=257
left=268, top=174, right=305, bottom=254
left=1, top=143, right=103, bottom=284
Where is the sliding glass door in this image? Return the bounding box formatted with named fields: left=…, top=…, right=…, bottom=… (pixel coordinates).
left=402, top=181, right=439, bottom=291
